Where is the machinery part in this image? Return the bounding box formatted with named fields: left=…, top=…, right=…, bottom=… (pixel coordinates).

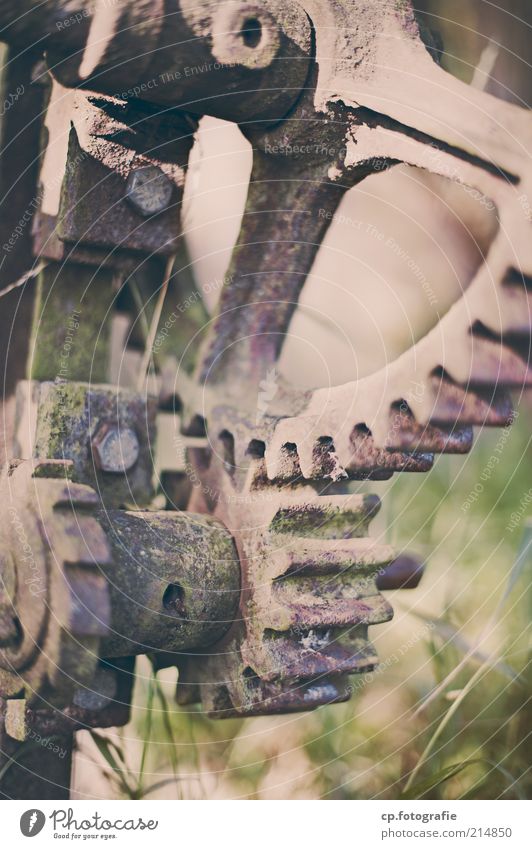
left=0, top=459, right=240, bottom=709
left=181, top=461, right=395, bottom=716
left=0, top=459, right=111, bottom=708
left=0, top=656, right=135, bottom=799
left=0, top=47, right=45, bottom=468
left=189, top=1, right=531, bottom=467
left=178, top=1, right=532, bottom=712
left=98, top=508, right=240, bottom=657
left=0, top=46, right=45, bottom=292
left=125, top=166, right=175, bottom=217
left=6, top=0, right=314, bottom=125
left=0, top=0, right=530, bottom=731
left=92, top=423, right=140, bottom=474
left=25, top=262, right=117, bottom=384
left=30, top=0, right=312, bottom=123
left=2, top=657, right=135, bottom=740
left=211, top=3, right=282, bottom=70
left=34, top=82, right=197, bottom=265
left=15, top=380, right=157, bottom=508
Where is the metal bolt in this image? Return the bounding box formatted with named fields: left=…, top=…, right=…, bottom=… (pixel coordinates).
left=125, top=165, right=174, bottom=217
left=92, top=423, right=140, bottom=474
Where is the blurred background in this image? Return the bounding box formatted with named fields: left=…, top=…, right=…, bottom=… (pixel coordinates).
left=66, top=0, right=532, bottom=800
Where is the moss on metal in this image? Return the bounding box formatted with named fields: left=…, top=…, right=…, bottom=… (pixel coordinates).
left=28, top=261, right=116, bottom=383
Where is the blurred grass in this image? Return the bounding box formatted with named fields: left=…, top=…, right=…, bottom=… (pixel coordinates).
left=84, top=405, right=531, bottom=800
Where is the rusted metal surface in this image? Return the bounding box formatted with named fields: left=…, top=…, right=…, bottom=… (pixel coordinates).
left=182, top=468, right=396, bottom=716
left=25, top=262, right=116, bottom=382
left=125, top=165, right=175, bottom=217
left=0, top=656, right=135, bottom=798
left=0, top=47, right=45, bottom=292
left=33, top=83, right=197, bottom=265
left=15, top=380, right=157, bottom=508
left=0, top=459, right=240, bottom=700
left=0, top=460, right=112, bottom=708
left=178, top=1, right=531, bottom=714
left=92, top=423, right=140, bottom=474
left=2, top=0, right=313, bottom=123
left=0, top=455, right=239, bottom=801
left=98, top=508, right=240, bottom=657
left=0, top=0, right=530, bottom=793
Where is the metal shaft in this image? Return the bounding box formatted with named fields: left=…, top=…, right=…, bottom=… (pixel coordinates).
left=98, top=509, right=241, bottom=658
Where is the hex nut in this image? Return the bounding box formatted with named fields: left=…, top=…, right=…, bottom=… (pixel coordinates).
left=92, top=424, right=140, bottom=474
left=125, top=165, right=174, bottom=217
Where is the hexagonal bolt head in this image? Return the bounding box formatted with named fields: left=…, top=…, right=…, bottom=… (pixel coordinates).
left=92, top=424, right=140, bottom=474
left=125, top=165, right=174, bottom=217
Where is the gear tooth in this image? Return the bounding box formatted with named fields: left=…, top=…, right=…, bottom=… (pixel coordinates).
left=202, top=673, right=349, bottom=717
left=387, top=452, right=434, bottom=474
left=385, top=407, right=474, bottom=454
left=265, top=441, right=302, bottom=481
left=269, top=493, right=380, bottom=538
left=428, top=371, right=514, bottom=426
left=269, top=432, right=348, bottom=483
left=255, top=629, right=380, bottom=680
left=266, top=416, right=310, bottom=479
left=347, top=425, right=433, bottom=477
left=497, top=268, right=532, bottom=334
left=467, top=323, right=532, bottom=386
left=291, top=437, right=318, bottom=480
left=265, top=586, right=393, bottom=630
left=278, top=538, right=396, bottom=577
left=309, top=436, right=347, bottom=481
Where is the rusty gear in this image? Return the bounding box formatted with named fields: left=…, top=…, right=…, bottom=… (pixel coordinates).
left=175, top=2, right=532, bottom=713
left=0, top=459, right=111, bottom=708
left=0, top=0, right=530, bottom=750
